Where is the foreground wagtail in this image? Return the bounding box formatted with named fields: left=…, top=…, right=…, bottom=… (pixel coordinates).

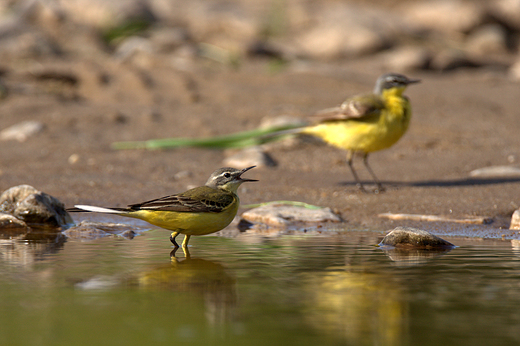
left=68, top=166, right=257, bottom=249
left=279, top=73, right=420, bottom=192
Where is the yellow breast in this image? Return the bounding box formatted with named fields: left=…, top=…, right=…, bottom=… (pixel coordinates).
left=304, top=91, right=411, bottom=153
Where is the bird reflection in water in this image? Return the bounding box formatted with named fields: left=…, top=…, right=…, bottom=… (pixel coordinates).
left=138, top=247, right=237, bottom=334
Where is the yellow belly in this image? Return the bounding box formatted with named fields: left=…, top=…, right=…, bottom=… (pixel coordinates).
left=124, top=203, right=239, bottom=236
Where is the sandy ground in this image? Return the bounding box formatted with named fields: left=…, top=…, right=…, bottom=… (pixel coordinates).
left=1, top=56, right=520, bottom=237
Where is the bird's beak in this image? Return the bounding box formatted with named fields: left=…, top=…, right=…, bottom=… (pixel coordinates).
left=406, top=78, right=421, bottom=85
left=238, top=166, right=258, bottom=182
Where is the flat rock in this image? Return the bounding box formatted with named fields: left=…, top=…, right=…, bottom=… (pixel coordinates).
left=0, top=120, right=45, bottom=142
left=379, top=227, right=455, bottom=249
left=0, top=185, right=73, bottom=227
left=241, top=204, right=341, bottom=227
left=63, top=221, right=138, bottom=240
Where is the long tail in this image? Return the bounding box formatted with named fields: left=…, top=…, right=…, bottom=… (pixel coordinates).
left=67, top=205, right=126, bottom=214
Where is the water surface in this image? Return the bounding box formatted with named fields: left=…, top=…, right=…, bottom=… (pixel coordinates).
left=1, top=228, right=519, bottom=346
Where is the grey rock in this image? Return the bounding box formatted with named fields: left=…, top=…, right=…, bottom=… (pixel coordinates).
left=224, top=146, right=277, bottom=168
left=511, top=209, right=520, bottom=230
left=63, top=221, right=140, bottom=239
left=0, top=185, right=73, bottom=227
left=241, top=204, right=341, bottom=227
left=379, top=227, right=455, bottom=249
left=0, top=120, right=45, bottom=142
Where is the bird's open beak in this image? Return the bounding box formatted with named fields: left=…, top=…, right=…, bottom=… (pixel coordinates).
left=238, top=166, right=258, bottom=182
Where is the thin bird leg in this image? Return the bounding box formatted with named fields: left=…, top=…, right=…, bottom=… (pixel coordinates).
left=170, top=231, right=180, bottom=248
left=182, top=234, right=191, bottom=249
left=362, top=153, right=385, bottom=192
left=347, top=150, right=366, bottom=192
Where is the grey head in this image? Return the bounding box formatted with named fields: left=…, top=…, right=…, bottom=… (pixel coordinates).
left=373, top=73, right=421, bottom=94
left=205, top=166, right=258, bottom=192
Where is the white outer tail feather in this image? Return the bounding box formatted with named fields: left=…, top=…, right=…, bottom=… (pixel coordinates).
left=74, top=205, right=122, bottom=214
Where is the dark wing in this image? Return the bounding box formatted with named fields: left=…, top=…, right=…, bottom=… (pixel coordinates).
left=127, top=186, right=235, bottom=213
left=311, top=94, right=384, bottom=122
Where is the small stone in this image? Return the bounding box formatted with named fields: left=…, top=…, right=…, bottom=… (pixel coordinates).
left=63, top=221, right=138, bottom=240
left=430, top=50, right=480, bottom=71
left=0, top=212, right=28, bottom=232
left=469, top=165, right=520, bottom=177
left=383, top=46, right=432, bottom=71
left=379, top=227, right=455, bottom=249
left=68, top=153, right=80, bottom=165
left=0, top=185, right=73, bottom=227
left=173, top=170, right=192, bottom=180
left=510, top=210, right=520, bottom=230
left=115, top=36, right=154, bottom=61
left=0, top=120, right=45, bottom=142
left=241, top=204, right=342, bottom=228
left=259, top=115, right=308, bottom=129
left=150, top=27, right=191, bottom=53
left=224, top=146, right=277, bottom=168
left=403, top=0, right=485, bottom=34
left=59, top=0, right=156, bottom=29
left=465, top=24, right=509, bottom=55
left=293, top=3, right=405, bottom=59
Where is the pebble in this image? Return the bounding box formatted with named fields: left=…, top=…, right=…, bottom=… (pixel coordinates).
left=224, top=146, right=277, bottom=168
left=0, top=120, right=45, bottom=142
left=63, top=221, right=140, bottom=240
left=469, top=165, right=520, bottom=177
left=0, top=184, right=73, bottom=228
left=241, top=204, right=341, bottom=227
left=430, top=49, right=480, bottom=72
left=465, top=24, right=509, bottom=55
left=0, top=212, right=28, bottom=230
left=510, top=209, right=520, bottom=230
left=383, top=46, right=432, bottom=72
left=295, top=4, right=397, bottom=59
left=403, top=0, right=485, bottom=34
left=378, top=226, right=455, bottom=249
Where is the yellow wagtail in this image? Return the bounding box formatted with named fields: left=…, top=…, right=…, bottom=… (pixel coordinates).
left=284, top=73, right=420, bottom=192
left=68, top=166, right=257, bottom=249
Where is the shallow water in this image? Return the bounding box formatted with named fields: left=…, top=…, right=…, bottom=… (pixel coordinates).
left=1, top=227, right=520, bottom=346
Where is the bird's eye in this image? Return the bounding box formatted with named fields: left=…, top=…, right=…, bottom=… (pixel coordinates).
left=224, top=172, right=231, bottom=178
